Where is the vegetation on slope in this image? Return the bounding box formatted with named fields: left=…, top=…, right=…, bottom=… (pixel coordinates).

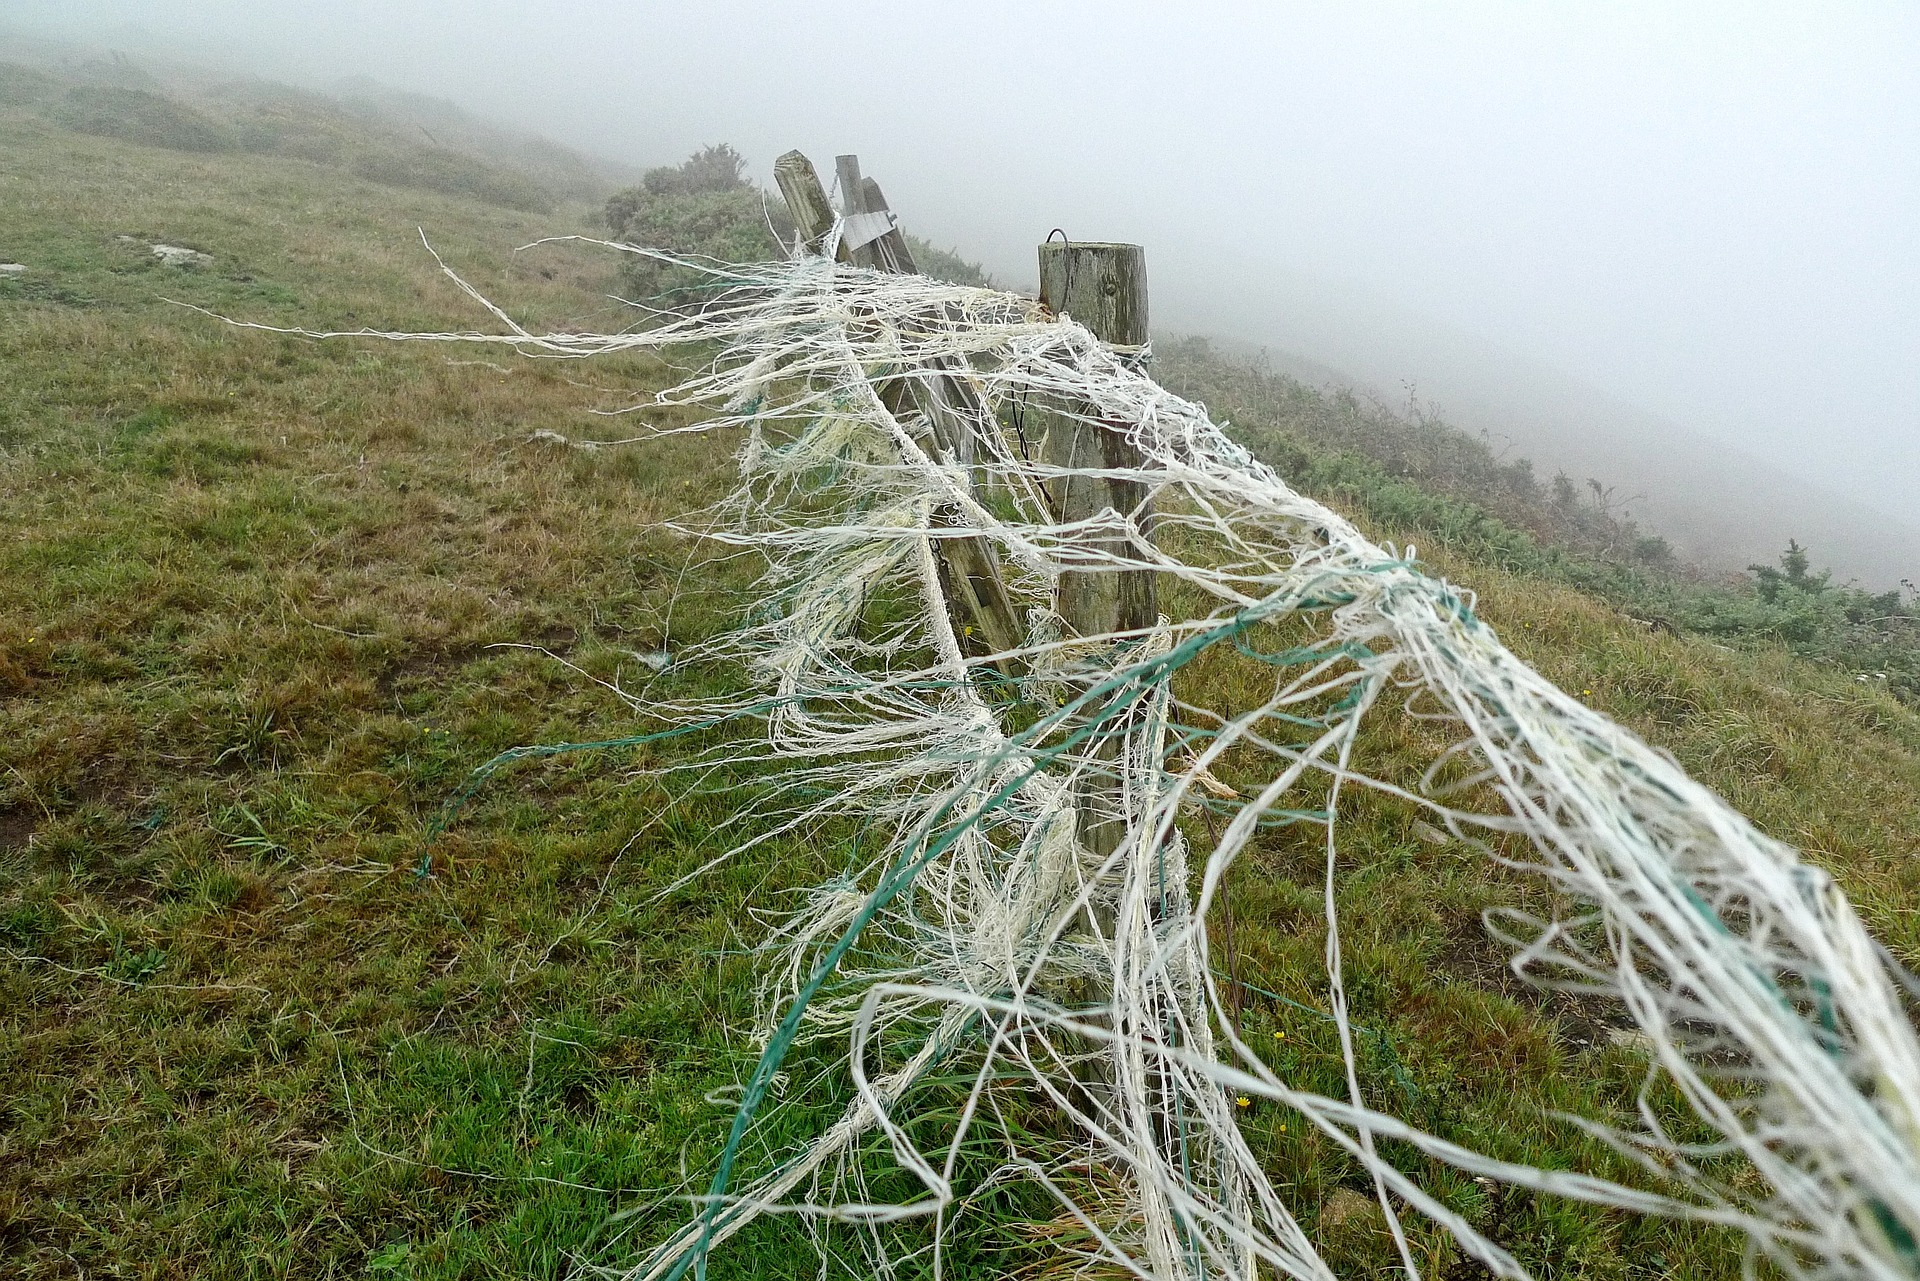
left=1158, top=339, right=1920, bottom=705
left=1, top=101, right=1917, bottom=1281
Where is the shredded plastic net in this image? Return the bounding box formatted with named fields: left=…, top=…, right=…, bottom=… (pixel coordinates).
left=232, top=237, right=1920, bottom=1280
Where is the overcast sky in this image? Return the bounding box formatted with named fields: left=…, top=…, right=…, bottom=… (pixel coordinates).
left=15, top=1, right=1920, bottom=544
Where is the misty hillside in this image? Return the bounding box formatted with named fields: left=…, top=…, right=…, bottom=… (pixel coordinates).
left=1156, top=341, right=1920, bottom=705
left=5, top=56, right=1920, bottom=1281
left=1200, top=320, right=1920, bottom=591
left=0, top=46, right=624, bottom=213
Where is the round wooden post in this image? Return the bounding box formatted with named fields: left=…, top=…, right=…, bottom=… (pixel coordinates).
left=1037, top=243, right=1156, bottom=651
left=1037, top=243, right=1158, bottom=1118
left=1039, top=242, right=1148, bottom=352
left=1036, top=240, right=1156, bottom=879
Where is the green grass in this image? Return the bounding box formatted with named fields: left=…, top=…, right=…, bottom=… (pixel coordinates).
left=3, top=95, right=1920, bottom=1281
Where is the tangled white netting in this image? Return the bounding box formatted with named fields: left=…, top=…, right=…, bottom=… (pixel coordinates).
left=230, top=237, right=1920, bottom=1279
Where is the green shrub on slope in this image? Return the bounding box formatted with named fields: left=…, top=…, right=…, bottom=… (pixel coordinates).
left=603, top=144, right=788, bottom=303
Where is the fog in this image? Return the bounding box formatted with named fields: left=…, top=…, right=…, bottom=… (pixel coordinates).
left=13, top=1, right=1919, bottom=582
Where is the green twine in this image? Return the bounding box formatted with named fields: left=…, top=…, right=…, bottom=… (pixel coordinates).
left=661, top=591, right=1359, bottom=1279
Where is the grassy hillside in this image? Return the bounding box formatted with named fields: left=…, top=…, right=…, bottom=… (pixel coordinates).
left=3, top=100, right=1919, bottom=1281
left=0, top=57, right=618, bottom=214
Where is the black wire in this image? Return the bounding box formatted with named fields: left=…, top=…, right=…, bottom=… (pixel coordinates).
left=1044, top=228, right=1072, bottom=316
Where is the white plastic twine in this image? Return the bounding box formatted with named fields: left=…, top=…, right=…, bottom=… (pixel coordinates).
left=232, top=241, right=1920, bottom=1280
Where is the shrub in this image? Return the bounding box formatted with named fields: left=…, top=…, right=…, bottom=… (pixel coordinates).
left=603, top=145, right=798, bottom=305
left=633, top=142, right=751, bottom=198
left=605, top=186, right=785, bottom=304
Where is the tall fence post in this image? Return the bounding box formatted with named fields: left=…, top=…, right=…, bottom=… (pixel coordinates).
left=1037, top=240, right=1156, bottom=863
left=858, top=176, right=919, bottom=274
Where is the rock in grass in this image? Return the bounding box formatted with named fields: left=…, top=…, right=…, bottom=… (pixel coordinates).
left=150, top=243, right=211, bottom=268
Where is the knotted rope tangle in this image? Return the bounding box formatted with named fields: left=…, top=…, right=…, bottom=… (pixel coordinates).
left=251, top=238, right=1920, bottom=1280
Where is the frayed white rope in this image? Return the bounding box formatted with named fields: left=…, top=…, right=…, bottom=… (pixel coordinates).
left=262, top=247, right=1920, bottom=1281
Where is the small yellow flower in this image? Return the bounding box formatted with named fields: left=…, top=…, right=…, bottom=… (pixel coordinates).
left=1272, top=1030, right=1285, bottom=1040
left=1583, top=688, right=1593, bottom=696
left=1235, top=1095, right=1251, bottom=1109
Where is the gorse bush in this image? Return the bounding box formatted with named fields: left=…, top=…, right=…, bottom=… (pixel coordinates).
left=604, top=188, right=786, bottom=303
left=633, top=142, right=752, bottom=197
left=604, top=145, right=790, bottom=305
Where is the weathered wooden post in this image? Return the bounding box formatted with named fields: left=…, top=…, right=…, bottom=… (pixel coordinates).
left=773, top=150, right=847, bottom=261
left=1037, top=240, right=1156, bottom=861
left=835, top=155, right=922, bottom=276
left=856, top=176, right=920, bottom=275
left=1035, top=239, right=1174, bottom=1159
left=833, top=155, right=878, bottom=269
left=772, top=150, right=1023, bottom=668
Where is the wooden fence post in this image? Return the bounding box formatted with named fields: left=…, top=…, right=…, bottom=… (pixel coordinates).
left=833, top=155, right=878, bottom=269
left=773, top=150, right=1024, bottom=670
left=1037, top=240, right=1156, bottom=861
left=773, top=150, right=847, bottom=262
left=857, top=176, right=920, bottom=275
